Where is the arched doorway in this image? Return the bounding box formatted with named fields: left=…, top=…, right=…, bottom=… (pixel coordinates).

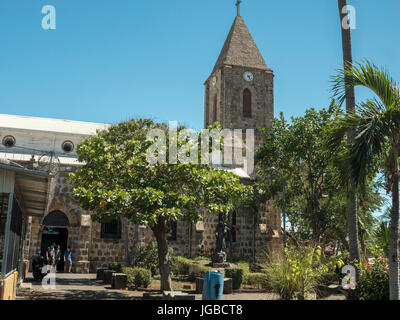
left=41, top=210, right=69, bottom=271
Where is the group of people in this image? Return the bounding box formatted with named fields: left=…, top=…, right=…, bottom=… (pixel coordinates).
left=45, top=243, right=72, bottom=273
left=32, top=243, right=72, bottom=281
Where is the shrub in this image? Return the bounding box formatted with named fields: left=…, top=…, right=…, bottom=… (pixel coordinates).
left=170, top=256, right=193, bottom=275
left=353, top=258, right=389, bottom=300
left=244, top=273, right=269, bottom=288
left=263, top=246, right=328, bottom=300
left=225, top=268, right=244, bottom=290
left=133, top=242, right=159, bottom=276
left=108, top=262, right=123, bottom=273
left=122, top=267, right=152, bottom=288
left=192, top=256, right=211, bottom=262
left=170, top=256, right=212, bottom=280
left=188, top=263, right=213, bottom=282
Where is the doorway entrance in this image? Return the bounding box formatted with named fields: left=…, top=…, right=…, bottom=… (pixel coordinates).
left=41, top=227, right=68, bottom=271
left=40, top=210, right=70, bottom=272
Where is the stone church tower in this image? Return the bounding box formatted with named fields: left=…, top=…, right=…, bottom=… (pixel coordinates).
left=204, top=15, right=274, bottom=135
left=200, top=11, right=282, bottom=261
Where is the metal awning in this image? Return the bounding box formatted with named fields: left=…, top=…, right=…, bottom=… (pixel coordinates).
left=0, top=163, right=52, bottom=217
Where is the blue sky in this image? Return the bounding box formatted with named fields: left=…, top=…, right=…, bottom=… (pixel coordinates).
left=0, top=0, right=399, bottom=132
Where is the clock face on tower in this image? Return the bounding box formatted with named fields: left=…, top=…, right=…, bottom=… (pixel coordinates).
left=243, top=71, right=254, bottom=82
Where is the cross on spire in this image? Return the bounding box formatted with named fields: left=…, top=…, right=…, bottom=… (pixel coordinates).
left=236, top=0, right=242, bottom=17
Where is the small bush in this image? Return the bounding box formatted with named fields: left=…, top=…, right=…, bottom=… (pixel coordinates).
left=170, top=256, right=193, bottom=275
left=122, top=267, right=152, bottom=288
left=192, top=256, right=211, bottom=262
left=134, top=242, right=159, bottom=276
left=225, top=268, right=244, bottom=290
left=108, top=262, right=123, bottom=273
left=188, top=263, right=213, bottom=282
left=263, top=246, right=327, bottom=300
left=170, top=256, right=212, bottom=280
left=353, top=258, right=389, bottom=300
left=244, top=273, right=269, bottom=288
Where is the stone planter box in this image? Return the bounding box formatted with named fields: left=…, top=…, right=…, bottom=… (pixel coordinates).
left=111, top=273, right=128, bottom=289
left=96, top=268, right=107, bottom=280
left=103, top=270, right=116, bottom=284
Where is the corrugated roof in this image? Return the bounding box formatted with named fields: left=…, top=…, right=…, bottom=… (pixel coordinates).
left=0, top=114, right=110, bottom=136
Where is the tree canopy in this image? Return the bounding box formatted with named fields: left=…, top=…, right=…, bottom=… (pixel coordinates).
left=69, top=118, right=252, bottom=290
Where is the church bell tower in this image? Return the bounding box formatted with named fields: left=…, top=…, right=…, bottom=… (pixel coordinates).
left=204, top=2, right=274, bottom=136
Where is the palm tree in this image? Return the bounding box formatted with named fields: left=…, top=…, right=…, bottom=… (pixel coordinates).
left=337, top=0, right=361, bottom=272
left=331, top=61, right=400, bottom=300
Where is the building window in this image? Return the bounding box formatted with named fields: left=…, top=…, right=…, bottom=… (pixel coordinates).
left=2, top=135, right=16, bottom=148
left=243, top=89, right=252, bottom=118
left=61, top=140, right=74, bottom=153
left=213, top=94, right=218, bottom=123
left=167, top=221, right=177, bottom=241
left=101, top=219, right=121, bottom=239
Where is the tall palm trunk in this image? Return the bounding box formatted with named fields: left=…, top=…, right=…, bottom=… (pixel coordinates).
left=338, top=0, right=361, bottom=271
left=389, top=148, right=400, bottom=300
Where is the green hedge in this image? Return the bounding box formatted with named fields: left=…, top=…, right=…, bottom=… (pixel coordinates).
left=170, top=256, right=213, bottom=281
left=244, top=273, right=269, bottom=288
left=108, top=262, right=124, bottom=273
left=188, top=264, right=213, bottom=282
left=170, top=256, right=193, bottom=275
left=225, top=267, right=244, bottom=290
left=122, top=267, right=152, bottom=288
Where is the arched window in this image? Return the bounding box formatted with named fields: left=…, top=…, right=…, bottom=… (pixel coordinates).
left=213, top=94, right=218, bottom=123
left=243, top=89, right=252, bottom=118
left=43, top=211, right=70, bottom=227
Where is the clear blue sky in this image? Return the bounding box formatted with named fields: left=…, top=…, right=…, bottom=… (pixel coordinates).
left=0, top=0, right=399, bottom=132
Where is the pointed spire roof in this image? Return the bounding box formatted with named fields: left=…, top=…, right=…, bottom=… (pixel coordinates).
left=212, top=16, right=271, bottom=74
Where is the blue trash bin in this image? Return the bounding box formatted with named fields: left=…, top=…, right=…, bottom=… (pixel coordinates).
left=202, top=271, right=224, bottom=300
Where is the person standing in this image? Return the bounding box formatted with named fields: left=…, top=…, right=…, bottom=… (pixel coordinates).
left=64, top=247, right=72, bottom=273
left=54, top=245, right=62, bottom=272
left=46, top=243, right=55, bottom=267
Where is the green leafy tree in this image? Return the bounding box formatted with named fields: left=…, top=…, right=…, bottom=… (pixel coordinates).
left=255, top=104, right=382, bottom=248
left=69, top=119, right=251, bottom=291
left=330, top=61, right=400, bottom=300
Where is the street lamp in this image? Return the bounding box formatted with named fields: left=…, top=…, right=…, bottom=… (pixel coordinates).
left=268, top=167, right=287, bottom=249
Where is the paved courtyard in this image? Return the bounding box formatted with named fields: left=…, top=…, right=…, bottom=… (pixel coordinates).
left=16, top=273, right=282, bottom=300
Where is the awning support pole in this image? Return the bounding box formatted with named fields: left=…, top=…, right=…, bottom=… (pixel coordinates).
left=1, top=193, right=14, bottom=278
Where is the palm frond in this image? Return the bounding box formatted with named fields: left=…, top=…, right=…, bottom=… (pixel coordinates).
left=349, top=99, right=388, bottom=185
left=332, top=60, right=400, bottom=108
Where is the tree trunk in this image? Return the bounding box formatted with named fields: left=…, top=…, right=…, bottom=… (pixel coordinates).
left=338, top=0, right=361, bottom=274
left=389, top=152, right=400, bottom=300
left=123, top=217, right=132, bottom=266
left=153, top=220, right=172, bottom=292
